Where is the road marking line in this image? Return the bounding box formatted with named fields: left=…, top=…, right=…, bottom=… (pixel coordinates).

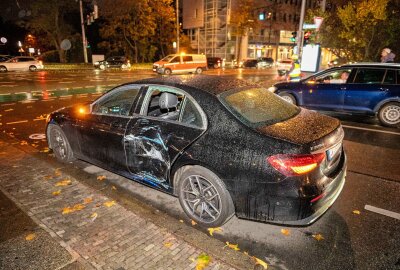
left=1, top=103, right=16, bottom=106
left=33, top=118, right=46, bottom=121
left=6, top=120, right=28, bottom=125
left=342, top=125, right=400, bottom=136
left=364, top=205, right=400, bottom=220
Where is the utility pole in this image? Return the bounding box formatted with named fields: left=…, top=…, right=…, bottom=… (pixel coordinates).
left=79, top=0, right=88, bottom=63
left=296, top=0, right=306, bottom=57
left=176, top=0, right=180, bottom=53
left=321, top=0, right=326, bottom=12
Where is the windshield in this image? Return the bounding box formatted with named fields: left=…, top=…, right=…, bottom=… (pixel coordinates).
left=161, top=55, right=175, bottom=62
left=219, top=87, right=300, bottom=126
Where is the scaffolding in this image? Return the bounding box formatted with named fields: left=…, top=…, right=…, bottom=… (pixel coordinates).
left=197, top=0, right=231, bottom=59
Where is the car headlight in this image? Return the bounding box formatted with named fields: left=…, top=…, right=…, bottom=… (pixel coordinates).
left=268, top=86, right=277, bottom=93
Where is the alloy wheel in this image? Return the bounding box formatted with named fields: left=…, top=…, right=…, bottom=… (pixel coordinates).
left=281, top=95, right=295, bottom=104
left=181, top=175, right=222, bottom=223
left=51, top=129, right=67, bottom=160
left=381, top=104, right=400, bottom=125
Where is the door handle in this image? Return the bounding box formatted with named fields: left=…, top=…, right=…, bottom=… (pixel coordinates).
left=379, top=87, right=389, bottom=92
left=340, top=87, right=347, bottom=90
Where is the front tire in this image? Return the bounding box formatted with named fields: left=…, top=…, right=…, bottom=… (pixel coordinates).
left=48, top=125, right=76, bottom=163
left=177, top=166, right=234, bottom=227
left=29, top=65, right=37, bottom=71
left=378, top=102, right=400, bottom=127
left=164, top=68, right=172, bottom=75
left=278, top=92, right=297, bottom=105
left=0, top=66, right=7, bottom=72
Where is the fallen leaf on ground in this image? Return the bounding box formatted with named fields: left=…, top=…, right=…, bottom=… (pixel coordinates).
left=40, top=148, right=50, bottom=153
left=225, top=242, right=240, bottom=251
left=243, top=251, right=249, bottom=256
left=195, top=253, right=211, bottom=270
left=43, top=175, right=53, bottom=180
left=90, top=212, right=98, bottom=221
left=20, top=141, right=28, bottom=146
left=191, top=220, right=197, bottom=226
left=353, top=210, right=361, bottom=215
left=5, top=108, right=13, bottom=112
left=97, top=175, right=106, bottom=181
left=207, top=227, right=222, bottom=236
left=281, top=229, right=290, bottom=236
left=55, top=179, right=71, bottom=186
left=83, top=197, right=93, bottom=204
left=253, top=256, right=268, bottom=269
left=111, top=186, right=117, bottom=190
left=103, top=200, right=115, bottom=207
left=312, top=233, right=324, bottom=241
left=25, top=233, right=36, bottom=241
left=54, top=168, right=62, bottom=177
left=52, top=190, right=61, bottom=196
left=164, top=242, right=173, bottom=248
left=179, top=220, right=184, bottom=223
left=62, top=204, right=85, bottom=214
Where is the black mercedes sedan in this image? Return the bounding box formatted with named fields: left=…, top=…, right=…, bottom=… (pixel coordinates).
left=46, top=76, right=346, bottom=227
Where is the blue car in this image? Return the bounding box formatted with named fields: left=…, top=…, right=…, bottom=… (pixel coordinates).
left=269, top=63, right=400, bottom=127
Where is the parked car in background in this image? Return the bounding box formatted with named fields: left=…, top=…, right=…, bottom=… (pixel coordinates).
left=46, top=75, right=346, bottom=227
left=0, top=55, right=12, bottom=62
left=0, top=56, right=43, bottom=72
left=94, top=56, right=131, bottom=70
left=270, top=63, right=400, bottom=127
left=153, top=54, right=207, bottom=75
left=257, top=57, right=274, bottom=68
left=276, top=59, right=293, bottom=71
left=207, top=57, right=223, bottom=69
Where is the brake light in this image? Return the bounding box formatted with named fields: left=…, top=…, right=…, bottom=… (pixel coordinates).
left=267, top=153, right=325, bottom=176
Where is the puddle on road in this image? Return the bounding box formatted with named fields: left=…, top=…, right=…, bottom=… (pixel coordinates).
left=0, top=86, right=110, bottom=103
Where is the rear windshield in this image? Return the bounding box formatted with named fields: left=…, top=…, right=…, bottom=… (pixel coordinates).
left=219, top=87, right=300, bottom=126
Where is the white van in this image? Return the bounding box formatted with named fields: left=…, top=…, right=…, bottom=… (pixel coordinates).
left=153, top=53, right=207, bottom=75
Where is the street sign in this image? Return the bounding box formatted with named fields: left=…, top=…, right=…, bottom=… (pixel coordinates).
left=303, top=23, right=317, bottom=29
left=314, top=17, right=324, bottom=30
left=29, top=48, right=35, bottom=53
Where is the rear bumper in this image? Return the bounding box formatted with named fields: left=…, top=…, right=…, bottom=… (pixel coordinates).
left=235, top=153, right=347, bottom=226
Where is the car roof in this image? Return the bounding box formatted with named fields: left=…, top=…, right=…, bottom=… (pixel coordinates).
left=341, top=62, right=400, bottom=69
left=134, top=75, right=257, bottom=96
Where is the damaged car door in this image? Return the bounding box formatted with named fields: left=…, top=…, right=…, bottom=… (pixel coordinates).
left=124, top=85, right=207, bottom=191
left=76, top=84, right=142, bottom=171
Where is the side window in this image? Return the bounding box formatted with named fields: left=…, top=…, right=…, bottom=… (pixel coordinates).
left=354, top=68, right=385, bottom=84
left=383, top=70, right=396, bottom=84
left=170, top=56, right=180, bottom=63
left=145, top=88, right=185, bottom=122
left=315, top=69, right=351, bottom=84
left=92, top=87, right=140, bottom=116
left=180, top=98, right=203, bottom=128
left=182, top=56, right=193, bottom=62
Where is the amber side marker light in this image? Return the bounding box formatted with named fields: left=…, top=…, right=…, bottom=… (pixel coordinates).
left=78, top=107, right=87, bottom=114
left=267, top=153, right=326, bottom=177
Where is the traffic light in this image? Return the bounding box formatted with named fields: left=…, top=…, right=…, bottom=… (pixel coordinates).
left=304, top=31, right=311, bottom=45
left=290, top=31, right=297, bottom=43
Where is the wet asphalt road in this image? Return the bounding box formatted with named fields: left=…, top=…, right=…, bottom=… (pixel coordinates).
left=0, top=68, right=399, bottom=270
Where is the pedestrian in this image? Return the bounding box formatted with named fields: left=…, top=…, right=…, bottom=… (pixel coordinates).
left=288, top=54, right=301, bottom=82
left=381, top=48, right=395, bottom=63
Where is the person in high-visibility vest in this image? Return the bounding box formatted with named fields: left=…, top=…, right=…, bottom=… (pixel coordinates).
left=288, top=54, right=301, bottom=82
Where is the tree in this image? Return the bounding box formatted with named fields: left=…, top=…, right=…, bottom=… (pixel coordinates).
left=25, top=0, right=77, bottom=63
left=337, top=0, right=389, bottom=61
left=99, top=0, right=176, bottom=63
left=229, top=0, right=260, bottom=61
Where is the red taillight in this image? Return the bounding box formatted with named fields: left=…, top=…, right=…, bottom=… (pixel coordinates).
left=267, top=153, right=325, bottom=176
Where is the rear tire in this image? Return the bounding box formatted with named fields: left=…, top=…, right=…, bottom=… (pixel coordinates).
left=378, top=102, right=400, bottom=127
left=195, top=67, right=203, bottom=74
left=48, top=124, right=76, bottom=163
left=99, top=64, right=106, bottom=70
left=164, top=68, right=172, bottom=75
left=213, top=63, right=219, bottom=69
left=278, top=93, right=297, bottom=105
left=29, top=65, right=37, bottom=71
left=0, top=66, right=7, bottom=72
left=177, top=166, right=234, bottom=227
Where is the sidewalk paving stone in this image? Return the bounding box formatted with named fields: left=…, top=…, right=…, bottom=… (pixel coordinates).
left=0, top=140, right=238, bottom=270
